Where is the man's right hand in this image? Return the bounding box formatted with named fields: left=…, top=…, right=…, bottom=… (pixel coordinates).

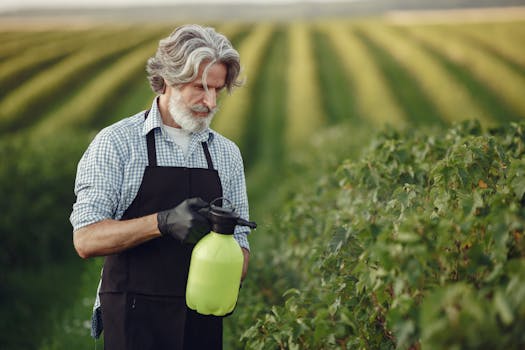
left=157, top=198, right=211, bottom=244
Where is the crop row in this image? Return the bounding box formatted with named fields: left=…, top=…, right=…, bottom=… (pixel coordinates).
left=0, top=26, right=168, bottom=133
left=403, top=25, right=525, bottom=121
left=319, top=22, right=406, bottom=126
left=0, top=30, right=77, bottom=59
left=30, top=40, right=163, bottom=136
left=0, top=20, right=523, bottom=147
left=0, top=29, right=127, bottom=98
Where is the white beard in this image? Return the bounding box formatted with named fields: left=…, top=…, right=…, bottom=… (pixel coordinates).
left=168, top=92, right=217, bottom=133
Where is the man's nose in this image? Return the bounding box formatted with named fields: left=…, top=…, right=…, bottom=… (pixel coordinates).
left=203, top=89, right=217, bottom=109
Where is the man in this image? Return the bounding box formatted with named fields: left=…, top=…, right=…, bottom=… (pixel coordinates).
left=70, top=24, right=251, bottom=350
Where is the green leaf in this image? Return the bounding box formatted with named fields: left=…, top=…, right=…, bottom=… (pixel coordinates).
left=494, top=291, right=514, bottom=326
left=396, top=231, right=420, bottom=243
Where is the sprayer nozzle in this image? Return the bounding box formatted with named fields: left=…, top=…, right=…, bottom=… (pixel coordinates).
left=237, top=218, right=257, bottom=229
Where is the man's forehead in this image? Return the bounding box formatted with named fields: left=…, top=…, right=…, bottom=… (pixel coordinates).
left=193, top=62, right=227, bottom=85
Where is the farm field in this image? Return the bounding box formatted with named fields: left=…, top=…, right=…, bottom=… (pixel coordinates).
left=0, top=12, right=524, bottom=349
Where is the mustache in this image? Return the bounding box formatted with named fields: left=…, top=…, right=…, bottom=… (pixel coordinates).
left=191, top=104, right=216, bottom=114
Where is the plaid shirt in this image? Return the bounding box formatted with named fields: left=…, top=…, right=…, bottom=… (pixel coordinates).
left=70, top=97, right=251, bottom=249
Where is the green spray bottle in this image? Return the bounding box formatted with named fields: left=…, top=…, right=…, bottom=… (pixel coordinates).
left=186, top=198, right=256, bottom=316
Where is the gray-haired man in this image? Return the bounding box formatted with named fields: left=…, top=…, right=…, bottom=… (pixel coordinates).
left=71, top=24, right=251, bottom=349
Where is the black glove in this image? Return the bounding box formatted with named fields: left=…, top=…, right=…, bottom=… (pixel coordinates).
left=157, top=198, right=211, bottom=244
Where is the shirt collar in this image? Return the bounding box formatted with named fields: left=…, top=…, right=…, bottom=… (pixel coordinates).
left=141, top=96, right=214, bottom=144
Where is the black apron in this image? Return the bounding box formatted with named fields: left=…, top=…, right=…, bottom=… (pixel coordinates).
left=99, top=110, right=223, bottom=350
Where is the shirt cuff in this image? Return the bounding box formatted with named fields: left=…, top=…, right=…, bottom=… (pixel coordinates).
left=234, top=231, right=250, bottom=251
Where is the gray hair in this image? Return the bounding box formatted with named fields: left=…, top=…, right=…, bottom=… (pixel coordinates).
left=146, top=24, right=243, bottom=95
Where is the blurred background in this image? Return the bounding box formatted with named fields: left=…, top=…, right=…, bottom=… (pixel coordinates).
left=0, top=0, right=524, bottom=348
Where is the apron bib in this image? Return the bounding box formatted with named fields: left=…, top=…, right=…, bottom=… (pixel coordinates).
left=100, top=110, right=223, bottom=349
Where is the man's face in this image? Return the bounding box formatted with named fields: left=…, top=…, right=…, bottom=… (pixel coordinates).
left=168, top=62, right=227, bottom=133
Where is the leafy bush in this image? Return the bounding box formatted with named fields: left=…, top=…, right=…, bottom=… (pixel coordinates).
left=239, top=121, right=525, bottom=349
left=0, top=132, right=91, bottom=267
left=0, top=131, right=92, bottom=348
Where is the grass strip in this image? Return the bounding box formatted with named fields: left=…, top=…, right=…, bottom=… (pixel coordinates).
left=285, top=21, right=325, bottom=148
left=404, top=27, right=522, bottom=122
left=368, top=24, right=492, bottom=126
left=240, top=27, right=288, bottom=212
left=30, top=39, right=162, bottom=136
left=0, top=26, right=165, bottom=133
left=355, top=26, right=444, bottom=126
left=0, top=31, right=36, bottom=48
left=320, top=21, right=406, bottom=128
left=439, top=22, right=525, bottom=77
left=417, top=27, right=525, bottom=116
left=311, top=26, right=358, bottom=124
left=0, top=30, right=73, bottom=59
left=0, top=29, right=121, bottom=98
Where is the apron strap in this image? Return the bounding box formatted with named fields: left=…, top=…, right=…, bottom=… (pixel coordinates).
left=144, top=110, right=157, bottom=167
left=201, top=142, right=214, bottom=170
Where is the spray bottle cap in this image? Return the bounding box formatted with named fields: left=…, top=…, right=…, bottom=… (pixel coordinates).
left=208, top=198, right=257, bottom=234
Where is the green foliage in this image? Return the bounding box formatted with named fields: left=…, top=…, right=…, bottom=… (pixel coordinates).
left=224, top=122, right=373, bottom=349
left=39, top=257, right=104, bottom=350
left=2, top=261, right=84, bottom=350
left=0, top=132, right=91, bottom=267
left=238, top=121, right=525, bottom=349
left=0, top=131, right=92, bottom=348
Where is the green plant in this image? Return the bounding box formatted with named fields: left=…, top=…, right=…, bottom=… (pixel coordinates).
left=240, top=121, right=525, bottom=349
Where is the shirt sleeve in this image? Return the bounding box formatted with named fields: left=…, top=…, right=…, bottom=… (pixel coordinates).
left=70, top=129, right=125, bottom=231
left=228, top=145, right=251, bottom=251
